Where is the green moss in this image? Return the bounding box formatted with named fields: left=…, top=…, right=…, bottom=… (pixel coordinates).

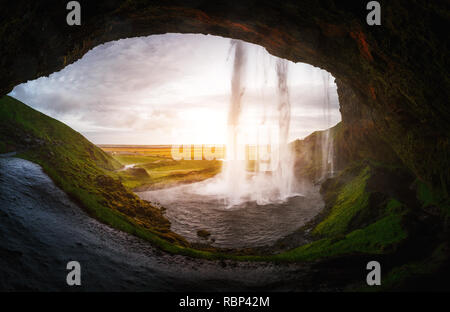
left=271, top=211, right=406, bottom=262
left=314, top=166, right=371, bottom=237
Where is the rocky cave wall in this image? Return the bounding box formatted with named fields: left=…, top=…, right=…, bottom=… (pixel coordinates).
left=1, top=0, right=448, bottom=194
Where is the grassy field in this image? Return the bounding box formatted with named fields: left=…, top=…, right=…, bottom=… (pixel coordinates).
left=100, top=146, right=223, bottom=190
left=99, top=145, right=175, bottom=158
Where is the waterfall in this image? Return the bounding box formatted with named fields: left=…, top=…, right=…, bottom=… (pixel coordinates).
left=218, top=40, right=297, bottom=207
left=273, top=59, right=294, bottom=200
left=222, top=40, right=248, bottom=206
left=320, top=71, right=335, bottom=180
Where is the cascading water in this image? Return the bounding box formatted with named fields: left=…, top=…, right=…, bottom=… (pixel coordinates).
left=218, top=41, right=298, bottom=207
left=320, top=71, right=335, bottom=180
left=273, top=59, right=295, bottom=200
left=222, top=40, right=248, bottom=206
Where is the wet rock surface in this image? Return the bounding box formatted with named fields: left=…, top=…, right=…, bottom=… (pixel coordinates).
left=0, top=157, right=320, bottom=291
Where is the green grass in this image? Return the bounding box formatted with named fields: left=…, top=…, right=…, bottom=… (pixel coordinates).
left=109, top=154, right=222, bottom=190
left=314, top=166, right=371, bottom=237
left=113, top=154, right=163, bottom=165
left=271, top=213, right=406, bottom=262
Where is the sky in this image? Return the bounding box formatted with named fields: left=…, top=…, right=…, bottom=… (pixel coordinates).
left=9, top=33, right=341, bottom=145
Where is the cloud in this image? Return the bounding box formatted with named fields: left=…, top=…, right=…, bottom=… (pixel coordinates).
left=9, top=34, right=340, bottom=144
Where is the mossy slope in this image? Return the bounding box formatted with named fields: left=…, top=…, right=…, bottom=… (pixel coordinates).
left=0, top=95, right=188, bottom=247
left=272, top=163, right=408, bottom=262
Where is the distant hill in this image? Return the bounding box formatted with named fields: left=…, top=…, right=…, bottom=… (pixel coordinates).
left=0, top=95, right=120, bottom=169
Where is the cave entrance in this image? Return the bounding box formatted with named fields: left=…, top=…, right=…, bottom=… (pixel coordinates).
left=10, top=33, right=342, bottom=249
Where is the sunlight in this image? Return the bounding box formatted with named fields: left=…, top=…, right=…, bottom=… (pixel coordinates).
left=9, top=34, right=340, bottom=145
